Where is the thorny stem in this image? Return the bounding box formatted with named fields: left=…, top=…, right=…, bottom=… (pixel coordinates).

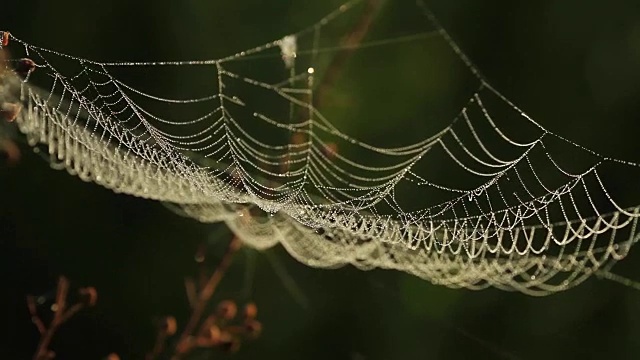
left=173, top=236, right=242, bottom=358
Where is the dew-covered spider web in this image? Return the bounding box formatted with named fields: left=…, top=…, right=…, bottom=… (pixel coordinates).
left=1, top=0, right=640, bottom=296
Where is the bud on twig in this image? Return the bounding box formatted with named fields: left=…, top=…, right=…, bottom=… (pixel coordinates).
left=216, top=300, right=237, bottom=320
left=243, top=302, right=258, bottom=319
left=161, top=316, right=177, bottom=336
left=1, top=102, right=21, bottom=122
left=78, top=287, right=98, bottom=307
left=208, top=325, right=222, bottom=343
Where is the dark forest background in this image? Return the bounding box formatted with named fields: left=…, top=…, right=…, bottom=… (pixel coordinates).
left=2, top=1, right=640, bottom=359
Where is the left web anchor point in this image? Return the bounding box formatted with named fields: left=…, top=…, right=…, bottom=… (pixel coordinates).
left=0, top=31, right=10, bottom=47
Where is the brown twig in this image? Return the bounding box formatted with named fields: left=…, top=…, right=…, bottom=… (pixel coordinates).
left=184, top=278, right=197, bottom=309
left=147, top=331, right=167, bottom=360
left=281, top=0, right=381, bottom=174
left=314, top=0, right=383, bottom=108
left=173, top=236, right=242, bottom=358
left=27, top=296, right=46, bottom=334
left=29, top=277, right=97, bottom=360
left=146, top=316, right=177, bottom=360
left=32, top=277, right=68, bottom=360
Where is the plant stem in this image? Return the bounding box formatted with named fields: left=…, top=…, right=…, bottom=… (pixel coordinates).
left=315, top=0, right=382, bottom=108
left=174, top=236, right=242, bottom=357
left=32, top=277, right=69, bottom=360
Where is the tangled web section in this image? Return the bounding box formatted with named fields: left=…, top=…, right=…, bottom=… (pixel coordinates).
left=1, top=0, right=639, bottom=295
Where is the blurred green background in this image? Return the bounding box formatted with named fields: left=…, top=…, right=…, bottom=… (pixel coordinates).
left=2, top=0, right=640, bottom=359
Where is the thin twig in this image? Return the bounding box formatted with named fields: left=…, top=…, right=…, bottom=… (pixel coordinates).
left=26, top=296, right=46, bottom=334
left=174, top=236, right=242, bottom=357
left=147, top=331, right=168, bottom=360
left=146, top=316, right=177, bottom=360
left=184, top=278, right=197, bottom=309
left=58, top=303, right=83, bottom=324
left=29, top=278, right=96, bottom=360
left=314, top=0, right=383, bottom=108
left=283, top=0, right=382, bottom=172
left=195, top=243, right=208, bottom=290
left=32, top=277, right=69, bottom=360
left=264, top=249, right=309, bottom=309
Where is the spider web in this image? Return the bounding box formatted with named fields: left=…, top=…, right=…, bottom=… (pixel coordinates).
left=1, top=0, right=639, bottom=296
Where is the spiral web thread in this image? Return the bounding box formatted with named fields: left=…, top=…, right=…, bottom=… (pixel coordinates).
left=1, top=0, right=639, bottom=295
